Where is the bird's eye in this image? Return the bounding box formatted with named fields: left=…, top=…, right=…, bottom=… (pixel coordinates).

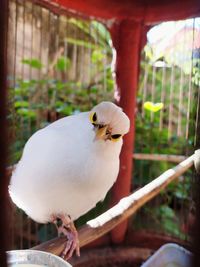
left=89, top=112, right=97, bottom=124
left=111, top=134, right=122, bottom=142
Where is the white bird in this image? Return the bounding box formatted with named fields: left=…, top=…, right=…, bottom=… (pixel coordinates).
left=9, top=101, right=130, bottom=259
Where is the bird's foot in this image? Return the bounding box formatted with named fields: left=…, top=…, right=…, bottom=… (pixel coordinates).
left=52, top=214, right=80, bottom=260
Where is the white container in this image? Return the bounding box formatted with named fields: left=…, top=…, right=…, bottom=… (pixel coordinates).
left=7, top=250, right=72, bottom=267
left=141, top=243, right=192, bottom=267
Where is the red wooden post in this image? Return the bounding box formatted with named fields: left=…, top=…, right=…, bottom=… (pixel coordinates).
left=109, top=20, right=144, bottom=244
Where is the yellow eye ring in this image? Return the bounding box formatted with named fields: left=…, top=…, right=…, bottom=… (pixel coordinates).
left=111, top=134, right=122, bottom=142
left=89, top=112, right=97, bottom=123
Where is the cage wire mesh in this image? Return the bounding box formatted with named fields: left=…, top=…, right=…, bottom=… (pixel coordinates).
left=7, top=0, right=200, bottom=251
left=133, top=18, right=200, bottom=242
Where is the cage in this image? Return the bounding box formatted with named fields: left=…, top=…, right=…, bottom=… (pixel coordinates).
left=1, top=0, right=200, bottom=266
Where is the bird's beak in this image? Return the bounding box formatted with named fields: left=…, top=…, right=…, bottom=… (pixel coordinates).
left=95, top=125, right=108, bottom=141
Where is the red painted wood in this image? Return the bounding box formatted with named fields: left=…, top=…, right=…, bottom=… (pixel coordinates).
left=109, top=20, right=144, bottom=244
left=42, top=0, right=200, bottom=23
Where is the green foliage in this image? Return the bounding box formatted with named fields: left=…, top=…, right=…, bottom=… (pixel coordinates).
left=154, top=205, right=184, bottom=238
left=133, top=41, right=198, bottom=239
left=92, top=49, right=105, bottom=64
left=14, top=101, right=29, bottom=108
left=16, top=108, right=36, bottom=119
left=66, top=37, right=96, bottom=49
left=55, top=56, right=71, bottom=71
left=22, top=58, right=43, bottom=69
left=192, top=59, right=200, bottom=86
left=9, top=20, right=113, bottom=166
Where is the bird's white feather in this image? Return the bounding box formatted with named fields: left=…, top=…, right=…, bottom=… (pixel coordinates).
left=9, top=102, right=130, bottom=223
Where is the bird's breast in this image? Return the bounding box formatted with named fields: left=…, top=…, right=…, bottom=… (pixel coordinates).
left=76, top=143, right=120, bottom=197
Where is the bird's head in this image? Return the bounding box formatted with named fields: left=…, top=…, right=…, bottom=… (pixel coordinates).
left=89, top=102, right=130, bottom=142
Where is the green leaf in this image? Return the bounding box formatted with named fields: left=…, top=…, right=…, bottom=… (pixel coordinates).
left=56, top=105, right=73, bottom=116
left=12, top=150, right=23, bottom=163
left=55, top=81, right=68, bottom=90
left=91, top=21, right=110, bottom=46
left=68, top=19, right=90, bottom=36
left=77, top=90, right=87, bottom=97
left=17, top=108, right=36, bottom=119
left=14, top=101, right=29, bottom=109
left=55, top=101, right=64, bottom=108
left=66, top=37, right=96, bottom=49
left=174, top=190, right=188, bottom=200
left=14, top=88, right=26, bottom=95
left=159, top=205, right=175, bottom=218
left=90, top=87, right=98, bottom=93
left=38, top=79, right=48, bottom=85
left=144, top=101, right=164, bottom=112
left=92, top=50, right=104, bottom=64
left=22, top=58, right=43, bottom=69
left=55, top=57, right=71, bottom=72
left=163, top=218, right=180, bottom=236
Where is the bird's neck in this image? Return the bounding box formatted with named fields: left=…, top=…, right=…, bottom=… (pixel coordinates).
left=93, top=139, right=122, bottom=159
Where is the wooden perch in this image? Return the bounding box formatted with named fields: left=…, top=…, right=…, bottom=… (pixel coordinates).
left=133, top=153, right=186, bottom=163
left=32, top=153, right=194, bottom=256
